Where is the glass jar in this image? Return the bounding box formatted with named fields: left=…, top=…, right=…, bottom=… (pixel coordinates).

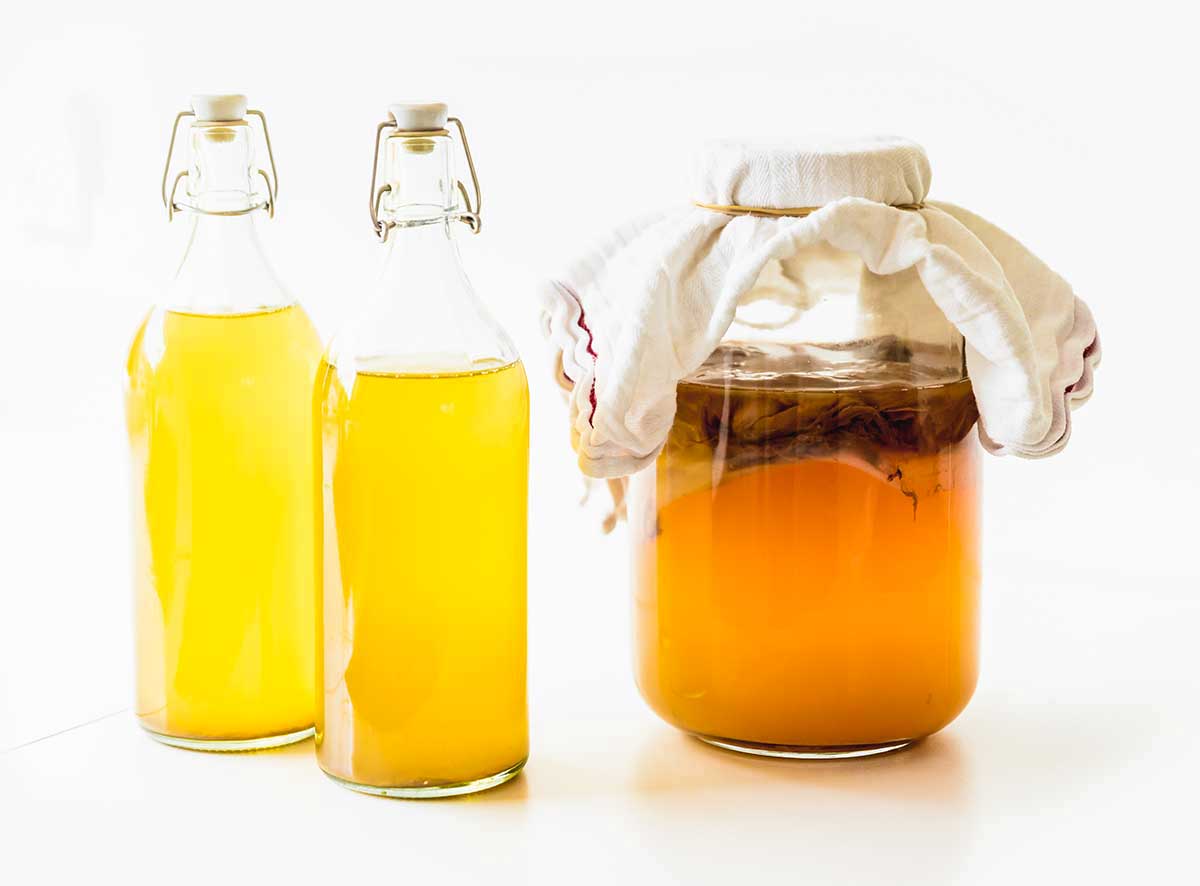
left=126, top=96, right=320, bottom=750
left=629, top=241, right=981, bottom=757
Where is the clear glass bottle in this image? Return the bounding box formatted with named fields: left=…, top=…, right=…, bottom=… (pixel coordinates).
left=315, top=103, right=529, bottom=797
left=629, top=242, right=982, bottom=757
left=125, top=95, right=320, bottom=749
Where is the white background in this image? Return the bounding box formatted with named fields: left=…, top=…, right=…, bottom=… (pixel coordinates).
left=1, top=1, right=1197, bottom=883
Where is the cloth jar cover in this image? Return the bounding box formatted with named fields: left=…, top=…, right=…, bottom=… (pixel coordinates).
left=541, top=137, right=1100, bottom=480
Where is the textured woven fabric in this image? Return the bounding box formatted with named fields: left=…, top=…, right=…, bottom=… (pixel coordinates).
left=542, top=138, right=1100, bottom=479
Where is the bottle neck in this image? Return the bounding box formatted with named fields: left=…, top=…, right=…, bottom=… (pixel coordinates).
left=185, top=123, right=261, bottom=213
left=379, top=134, right=456, bottom=228
left=371, top=134, right=469, bottom=308
left=164, top=122, right=287, bottom=314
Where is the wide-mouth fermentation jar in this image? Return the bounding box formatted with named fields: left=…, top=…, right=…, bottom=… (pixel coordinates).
left=628, top=241, right=984, bottom=753
left=542, top=136, right=1099, bottom=759
left=630, top=243, right=981, bottom=757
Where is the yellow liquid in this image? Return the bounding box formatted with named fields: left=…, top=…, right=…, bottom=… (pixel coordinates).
left=125, top=304, right=321, bottom=742
left=315, top=358, right=529, bottom=789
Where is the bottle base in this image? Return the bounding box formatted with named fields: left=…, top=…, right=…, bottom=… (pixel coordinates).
left=141, top=724, right=315, bottom=752
left=322, top=758, right=526, bottom=799
left=694, top=733, right=915, bottom=759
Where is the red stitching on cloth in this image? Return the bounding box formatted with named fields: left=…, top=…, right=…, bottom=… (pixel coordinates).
left=572, top=294, right=599, bottom=427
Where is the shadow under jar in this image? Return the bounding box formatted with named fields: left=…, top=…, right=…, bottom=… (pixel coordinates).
left=629, top=243, right=982, bottom=758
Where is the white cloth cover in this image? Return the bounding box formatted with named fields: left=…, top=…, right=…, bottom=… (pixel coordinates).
left=542, top=137, right=1101, bottom=479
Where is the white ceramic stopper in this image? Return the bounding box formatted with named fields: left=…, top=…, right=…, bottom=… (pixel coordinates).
left=388, top=102, right=449, bottom=132
left=190, top=94, right=248, bottom=123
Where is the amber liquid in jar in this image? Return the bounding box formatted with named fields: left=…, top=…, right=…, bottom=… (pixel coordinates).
left=632, top=341, right=981, bottom=754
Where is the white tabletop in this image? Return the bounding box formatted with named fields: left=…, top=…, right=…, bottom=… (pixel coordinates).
left=4, top=562, right=1196, bottom=885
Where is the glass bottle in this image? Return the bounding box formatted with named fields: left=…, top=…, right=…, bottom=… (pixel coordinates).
left=125, top=95, right=321, bottom=750
left=629, top=243, right=981, bottom=757
left=315, top=103, right=529, bottom=797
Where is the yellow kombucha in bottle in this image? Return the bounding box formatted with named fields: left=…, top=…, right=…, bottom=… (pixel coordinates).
left=125, top=95, right=319, bottom=749
left=316, top=358, right=529, bottom=790
left=127, top=306, right=320, bottom=745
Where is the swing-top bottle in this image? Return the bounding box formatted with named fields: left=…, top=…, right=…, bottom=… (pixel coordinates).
left=125, top=94, right=320, bottom=750
left=315, top=102, right=529, bottom=797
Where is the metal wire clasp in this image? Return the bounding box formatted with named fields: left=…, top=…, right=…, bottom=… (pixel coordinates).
left=160, top=108, right=280, bottom=222
left=368, top=115, right=483, bottom=241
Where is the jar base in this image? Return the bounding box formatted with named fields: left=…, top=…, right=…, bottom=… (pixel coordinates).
left=321, top=758, right=526, bottom=799
left=695, top=733, right=915, bottom=759
left=141, top=724, right=314, bottom=752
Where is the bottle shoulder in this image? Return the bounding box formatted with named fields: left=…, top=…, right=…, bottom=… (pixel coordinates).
left=324, top=302, right=520, bottom=377
left=165, top=214, right=298, bottom=315
left=329, top=220, right=520, bottom=373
